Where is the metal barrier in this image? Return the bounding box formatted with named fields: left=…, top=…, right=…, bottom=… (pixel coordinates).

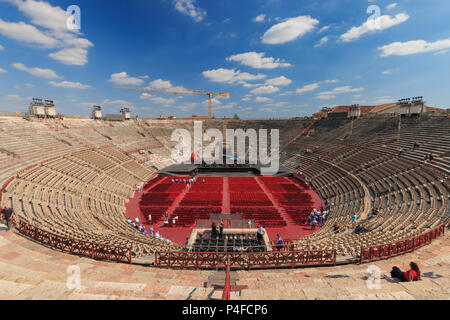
left=360, top=224, right=446, bottom=263
left=155, top=249, right=336, bottom=270
left=17, top=221, right=132, bottom=264
left=222, top=256, right=231, bottom=300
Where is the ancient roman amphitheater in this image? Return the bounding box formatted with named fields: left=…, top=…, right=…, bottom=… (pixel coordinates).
left=0, top=115, right=448, bottom=300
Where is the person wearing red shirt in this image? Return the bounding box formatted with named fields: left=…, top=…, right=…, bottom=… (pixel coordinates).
left=391, top=262, right=421, bottom=282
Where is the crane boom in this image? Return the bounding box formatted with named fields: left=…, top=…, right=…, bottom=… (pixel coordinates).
left=113, top=86, right=230, bottom=119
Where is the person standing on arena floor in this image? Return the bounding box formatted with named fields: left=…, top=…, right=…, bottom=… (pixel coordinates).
left=311, top=218, right=317, bottom=230
left=211, top=223, right=217, bottom=239
left=257, top=226, right=266, bottom=244
left=148, top=213, right=151, bottom=225
left=219, top=221, right=224, bottom=239
left=276, top=234, right=283, bottom=250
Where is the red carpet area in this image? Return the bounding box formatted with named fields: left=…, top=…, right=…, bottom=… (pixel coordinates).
left=125, top=176, right=324, bottom=245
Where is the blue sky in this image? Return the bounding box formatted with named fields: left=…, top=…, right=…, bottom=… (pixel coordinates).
left=0, top=0, right=449, bottom=119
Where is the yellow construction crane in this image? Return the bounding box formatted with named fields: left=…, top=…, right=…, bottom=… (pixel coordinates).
left=113, top=86, right=230, bottom=119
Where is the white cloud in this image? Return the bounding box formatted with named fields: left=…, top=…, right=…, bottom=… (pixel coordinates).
left=318, top=25, right=331, bottom=33
left=296, top=83, right=319, bottom=94
left=0, top=44, right=4, bottom=50
left=202, top=68, right=266, bottom=84
left=109, top=72, right=146, bottom=86
left=315, top=36, right=329, bottom=48
left=317, top=85, right=364, bottom=100
left=316, top=94, right=336, bottom=100
left=49, top=47, right=88, bottom=66
left=381, top=69, right=393, bottom=75
left=49, top=80, right=91, bottom=89
left=325, top=79, right=340, bottom=83
left=340, top=13, right=409, bottom=42
left=12, top=0, right=73, bottom=34
left=261, top=16, right=319, bottom=45
left=0, top=18, right=58, bottom=47
left=12, top=62, right=61, bottom=79
left=0, top=68, right=7, bottom=74
left=140, top=93, right=153, bottom=100
left=215, top=103, right=236, bottom=111
left=7, top=94, right=21, bottom=100
left=255, top=97, right=271, bottom=103
left=260, top=107, right=276, bottom=113
left=7, top=0, right=94, bottom=66
left=150, top=96, right=176, bottom=105
left=241, top=97, right=251, bottom=102
left=226, top=52, right=291, bottom=69
left=253, top=14, right=266, bottom=23
left=149, top=79, right=173, bottom=89
left=378, top=38, right=450, bottom=57
left=250, top=85, right=280, bottom=95
left=173, top=0, right=207, bottom=22
left=386, top=3, right=398, bottom=11
left=265, top=76, right=292, bottom=86
left=434, top=50, right=448, bottom=55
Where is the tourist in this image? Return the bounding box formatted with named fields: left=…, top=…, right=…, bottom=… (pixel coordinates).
left=219, top=221, right=224, bottom=239
left=211, top=223, right=217, bottom=239
left=257, top=226, right=266, bottom=244
left=135, top=217, right=140, bottom=224
left=413, top=141, right=420, bottom=151
left=276, top=234, right=283, bottom=250
left=355, top=225, right=363, bottom=234
left=398, top=147, right=403, bottom=157
left=148, top=214, right=151, bottom=225
left=171, top=179, right=174, bottom=184
left=391, top=262, right=421, bottom=282
left=352, top=214, right=358, bottom=224
left=311, top=218, right=317, bottom=230
left=149, top=227, right=154, bottom=236
left=429, top=153, right=434, bottom=162
left=247, top=219, right=252, bottom=228
left=1, top=206, right=13, bottom=231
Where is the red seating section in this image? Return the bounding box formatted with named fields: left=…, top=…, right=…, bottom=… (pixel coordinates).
left=139, top=176, right=314, bottom=228
left=259, top=177, right=313, bottom=226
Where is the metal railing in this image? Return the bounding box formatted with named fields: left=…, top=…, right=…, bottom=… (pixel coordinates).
left=360, top=224, right=446, bottom=263
left=155, top=249, right=336, bottom=270
left=17, top=220, right=133, bottom=264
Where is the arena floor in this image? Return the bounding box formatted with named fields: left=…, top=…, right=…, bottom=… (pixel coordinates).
left=125, top=175, right=325, bottom=245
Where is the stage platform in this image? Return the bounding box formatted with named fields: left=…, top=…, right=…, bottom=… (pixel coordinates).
left=158, top=163, right=293, bottom=177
